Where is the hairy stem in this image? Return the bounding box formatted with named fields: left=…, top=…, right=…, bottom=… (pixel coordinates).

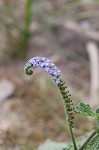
left=78, top=130, right=97, bottom=150
left=69, top=125, right=78, bottom=150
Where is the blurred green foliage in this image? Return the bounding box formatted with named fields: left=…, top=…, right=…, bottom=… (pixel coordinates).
left=0, top=0, right=37, bottom=58
left=0, top=0, right=99, bottom=59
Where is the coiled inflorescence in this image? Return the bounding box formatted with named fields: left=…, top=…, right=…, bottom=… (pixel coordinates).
left=24, top=56, right=74, bottom=127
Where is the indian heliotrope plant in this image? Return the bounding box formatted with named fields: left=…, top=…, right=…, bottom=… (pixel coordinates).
left=24, top=56, right=99, bottom=150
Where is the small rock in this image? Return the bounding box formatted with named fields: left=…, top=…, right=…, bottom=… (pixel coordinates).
left=0, top=79, right=15, bottom=102
left=0, top=97, right=31, bottom=130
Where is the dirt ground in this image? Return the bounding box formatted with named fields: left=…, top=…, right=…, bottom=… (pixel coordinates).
left=0, top=1, right=98, bottom=148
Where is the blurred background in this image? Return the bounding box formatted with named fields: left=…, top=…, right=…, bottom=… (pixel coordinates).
left=0, top=0, right=99, bottom=149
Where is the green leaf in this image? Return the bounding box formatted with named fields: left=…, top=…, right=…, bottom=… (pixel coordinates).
left=86, top=134, right=99, bottom=150
left=37, top=139, right=68, bottom=150
left=95, top=108, right=99, bottom=121
left=63, top=144, right=73, bottom=150
left=74, top=103, right=95, bottom=117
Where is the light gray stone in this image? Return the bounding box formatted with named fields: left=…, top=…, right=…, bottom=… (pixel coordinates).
left=0, top=79, right=15, bottom=102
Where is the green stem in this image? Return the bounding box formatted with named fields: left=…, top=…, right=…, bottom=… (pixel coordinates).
left=69, top=124, right=78, bottom=150
left=78, top=130, right=97, bottom=150
left=23, top=0, right=35, bottom=38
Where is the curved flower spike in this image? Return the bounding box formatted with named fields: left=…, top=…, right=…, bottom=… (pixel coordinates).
left=24, top=56, right=75, bottom=126
left=24, top=56, right=77, bottom=149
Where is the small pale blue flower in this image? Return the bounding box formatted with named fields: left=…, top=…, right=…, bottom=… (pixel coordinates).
left=28, top=58, right=35, bottom=64
left=40, top=63, right=45, bottom=67
left=52, top=76, right=57, bottom=80
left=55, top=79, right=60, bottom=84
left=44, top=67, right=50, bottom=72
